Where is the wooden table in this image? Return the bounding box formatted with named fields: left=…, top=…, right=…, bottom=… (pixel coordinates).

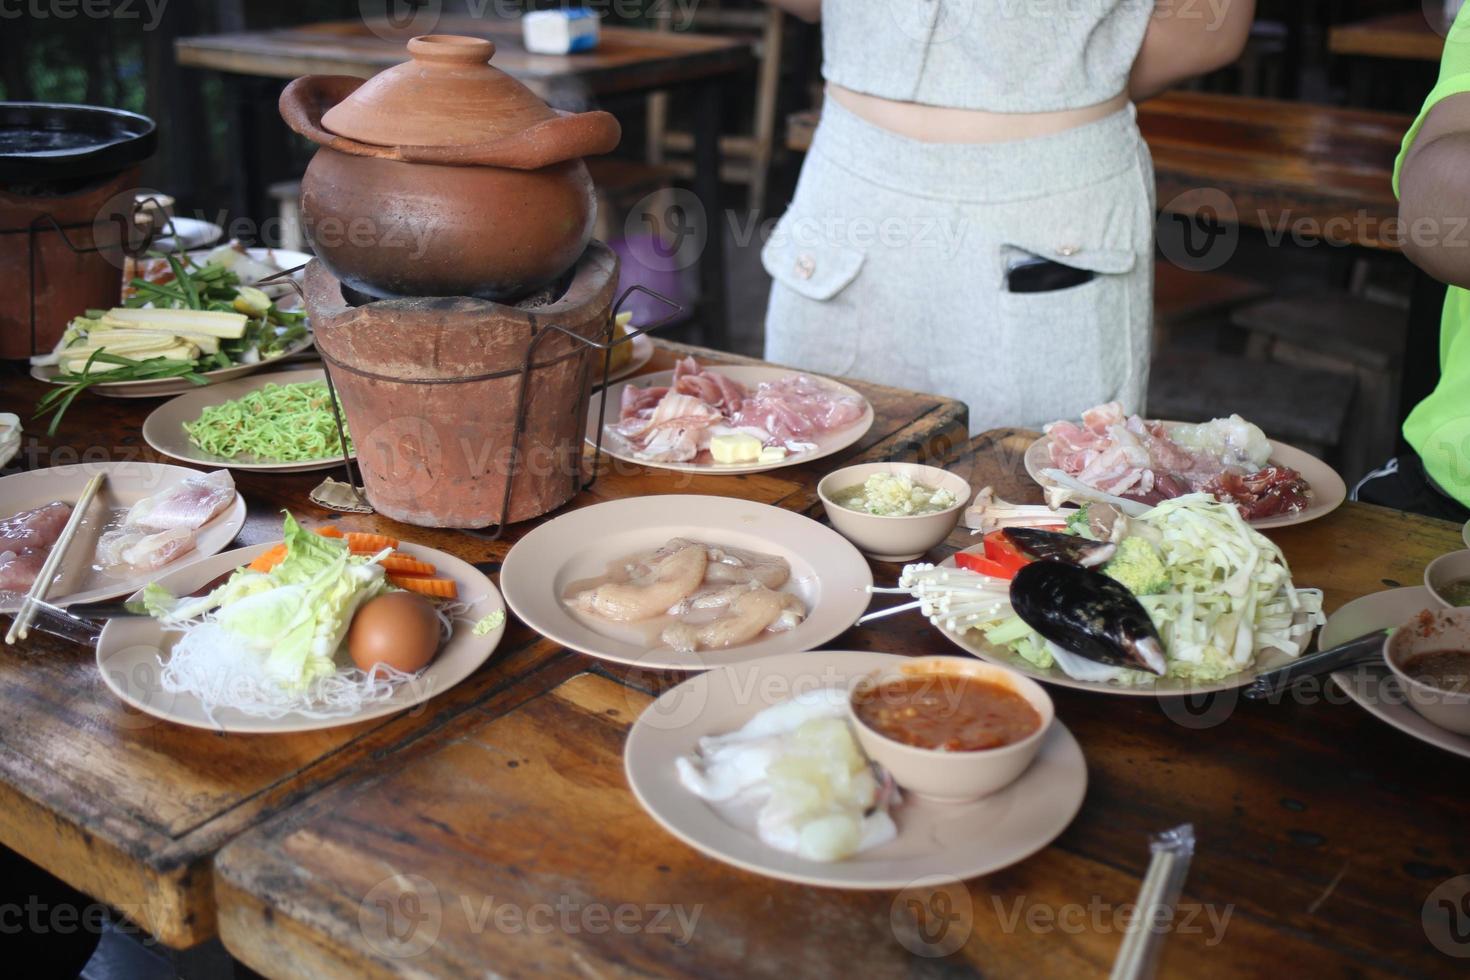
left=1330, top=10, right=1449, bottom=62
left=0, top=344, right=965, bottom=953
left=209, top=429, right=1470, bottom=977
left=174, top=17, right=754, bottom=349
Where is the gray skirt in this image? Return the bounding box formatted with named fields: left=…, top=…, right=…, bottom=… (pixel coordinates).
left=762, top=97, right=1156, bottom=434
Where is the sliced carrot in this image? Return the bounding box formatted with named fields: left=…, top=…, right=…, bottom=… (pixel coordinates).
left=379, top=553, right=437, bottom=575
left=247, top=543, right=288, bottom=573
left=315, top=525, right=344, bottom=538
left=388, top=574, right=458, bottom=599
left=346, top=531, right=399, bottom=554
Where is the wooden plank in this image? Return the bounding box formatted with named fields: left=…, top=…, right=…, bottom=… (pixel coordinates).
left=175, top=18, right=753, bottom=95
left=213, top=430, right=1470, bottom=976
left=1329, top=11, right=1449, bottom=63
left=0, top=345, right=964, bottom=948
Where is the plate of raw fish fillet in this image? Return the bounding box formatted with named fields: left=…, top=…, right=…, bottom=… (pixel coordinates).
left=500, top=495, right=873, bottom=670
left=1027, top=403, right=1346, bottom=529
left=590, top=358, right=874, bottom=474
left=0, top=462, right=246, bottom=613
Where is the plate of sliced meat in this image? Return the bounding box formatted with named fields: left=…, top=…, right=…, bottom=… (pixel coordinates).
left=1026, top=403, right=1346, bottom=529
left=589, top=358, right=874, bottom=474
left=0, top=461, right=246, bottom=613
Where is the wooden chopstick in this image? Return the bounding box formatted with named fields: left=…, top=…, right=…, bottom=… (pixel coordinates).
left=6, top=472, right=105, bottom=645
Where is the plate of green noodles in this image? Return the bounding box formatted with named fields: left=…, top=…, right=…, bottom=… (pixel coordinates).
left=142, top=369, right=355, bottom=472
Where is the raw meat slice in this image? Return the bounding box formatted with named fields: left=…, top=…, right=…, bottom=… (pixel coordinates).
left=0, top=502, right=72, bottom=551
left=125, top=470, right=236, bottom=531
left=0, top=548, right=49, bottom=592
left=95, top=526, right=196, bottom=570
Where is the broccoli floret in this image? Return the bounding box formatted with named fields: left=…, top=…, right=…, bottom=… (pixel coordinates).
left=1065, top=504, right=1093, bottom=539
left=1102, top=537, right=1170, bottom=595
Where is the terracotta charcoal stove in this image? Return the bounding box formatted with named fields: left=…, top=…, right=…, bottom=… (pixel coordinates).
left=281, top=34, right=668, bottom=532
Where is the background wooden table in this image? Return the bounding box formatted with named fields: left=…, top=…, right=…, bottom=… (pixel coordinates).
left=1329, top=10, right=1449, bottom=62
left=174, top=17, right=753, bottom=349
left=0, top=343, right=965, bottom=951
left=214, top=430, right=1470, bottom=978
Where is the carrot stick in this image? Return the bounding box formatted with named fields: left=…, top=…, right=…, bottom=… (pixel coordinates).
left=247, top=543, right=288, bottom=573
left=315, top=526, right=344, bottom=538
left=347, top=532, right=399, bottom=553
left=388, top=574, right=458, bottom=599
left=379, top=553, right=437, bottom=575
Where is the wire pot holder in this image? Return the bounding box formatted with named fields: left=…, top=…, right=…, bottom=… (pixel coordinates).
left=259, top=264, right=682, bottom=541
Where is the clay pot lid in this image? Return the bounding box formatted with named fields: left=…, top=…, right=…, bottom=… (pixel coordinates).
left=320, top=34, right=557, bottom=149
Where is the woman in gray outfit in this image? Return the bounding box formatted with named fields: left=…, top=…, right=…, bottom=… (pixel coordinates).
left=763, top=1, right=1255, bottom=432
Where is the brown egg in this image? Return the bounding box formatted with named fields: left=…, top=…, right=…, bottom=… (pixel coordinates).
left=348, top=591, right=441, bottom=674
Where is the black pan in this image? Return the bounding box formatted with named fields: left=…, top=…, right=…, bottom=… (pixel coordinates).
left=0, top=102, right=157, bottom=184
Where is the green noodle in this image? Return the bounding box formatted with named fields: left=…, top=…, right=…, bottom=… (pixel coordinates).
left=184, top=381, right=353, bottom=462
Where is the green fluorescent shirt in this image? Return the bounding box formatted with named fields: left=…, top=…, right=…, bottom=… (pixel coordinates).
left=1395, top=5, right=1470, bottom=507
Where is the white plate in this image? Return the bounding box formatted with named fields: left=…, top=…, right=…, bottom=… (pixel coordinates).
left=624, top=650, right=1087, bottom=888
left=1320, top=586, right=1470, bottom=761
left=501, top=495, right=873, bottom=670
left=0, top=461, right=247, bottom=614
left=143, top=368, right=353, bottom=473
left=589, top=365, right=874, bottom=475
left=152, top=217, right=224, bottom=253
left=31, top=247, right=316, bottom=399
left=96, top=540, right=505, bottom=733
left=925, top=552, right=1316, bottom=696
left=599, top=332, right=654, bottom=385
left=1462, top=519, right=1469, bottom=550
left=1025, top=425, right=1347, bottom=529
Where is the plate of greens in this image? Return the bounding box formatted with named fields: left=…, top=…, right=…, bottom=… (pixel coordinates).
left=29, top=247, right=315, bottom=423
left=143, top=368, right=355, bottom=473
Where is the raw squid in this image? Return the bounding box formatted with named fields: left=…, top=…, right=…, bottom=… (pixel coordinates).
left=125, top=470, right=236, bottom=531
left=574, top=543, right=708, bottom=621
left=571, top=537, right=807, bottom=651
left=662, top=584, right=806, bottom=653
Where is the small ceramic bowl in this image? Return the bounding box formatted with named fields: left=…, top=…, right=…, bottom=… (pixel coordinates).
left=1384, top=607, right=1470, bottom=736
left=1424, top=550, right=1470, bottom=609
left=846, top=656, right=1054, bottom=803
left=817, top=462, right=972, bottom=562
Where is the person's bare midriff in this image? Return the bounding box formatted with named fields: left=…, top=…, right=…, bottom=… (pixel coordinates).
left=827, top=83, right=1130, bottom=144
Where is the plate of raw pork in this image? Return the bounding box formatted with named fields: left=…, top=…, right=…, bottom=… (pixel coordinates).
left=0, top=461, right=246, bottom=613
left=591, top=358, right=874, bottom=473
left=1026, top=403, right=1346, bottom=529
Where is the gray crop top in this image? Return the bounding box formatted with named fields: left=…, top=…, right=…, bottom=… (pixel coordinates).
left=822, top=0, right=1154, bottom=113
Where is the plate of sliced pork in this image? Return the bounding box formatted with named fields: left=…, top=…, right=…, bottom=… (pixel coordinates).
left=0, top=461, right=246, bottom=613
left=590, top=358, right=874, bottom=474
left=1026, top=403, right=1345, bottom=529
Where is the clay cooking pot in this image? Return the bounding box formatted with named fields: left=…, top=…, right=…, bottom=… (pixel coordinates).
left=279, top=34, right=620, bottom=301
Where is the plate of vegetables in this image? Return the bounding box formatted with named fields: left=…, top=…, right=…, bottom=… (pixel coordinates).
left=143, top=369, right=354, bottom=473
left=883, top=495, right=1324, bottom=695
left=30, top=246, right=314, bottom=423
left=96, top=513, right=506, bottom=733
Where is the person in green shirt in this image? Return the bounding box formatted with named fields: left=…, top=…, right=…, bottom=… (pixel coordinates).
left=1359, top=4, right=1470, bottom=521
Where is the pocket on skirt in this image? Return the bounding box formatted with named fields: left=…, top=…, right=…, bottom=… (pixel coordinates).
left=995, top=245, right=1133, bottom=426
left=760, top=217, right=866, bottom=376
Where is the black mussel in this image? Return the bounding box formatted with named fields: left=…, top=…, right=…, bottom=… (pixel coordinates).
left=1009, top=560, right=1167, bottom=675
left=1002, top=527, right=1117, bottom=568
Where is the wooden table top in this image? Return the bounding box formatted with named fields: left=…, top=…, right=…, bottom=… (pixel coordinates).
left=174, top=16, right=753, bottom=96
left=787, top=91, right=1409, bottom=251
left=0, top=343, right=965, bottom=949
left=1329, top=10, right=1449, bottom=63
left=211, top=430, right=1470, bottom=978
